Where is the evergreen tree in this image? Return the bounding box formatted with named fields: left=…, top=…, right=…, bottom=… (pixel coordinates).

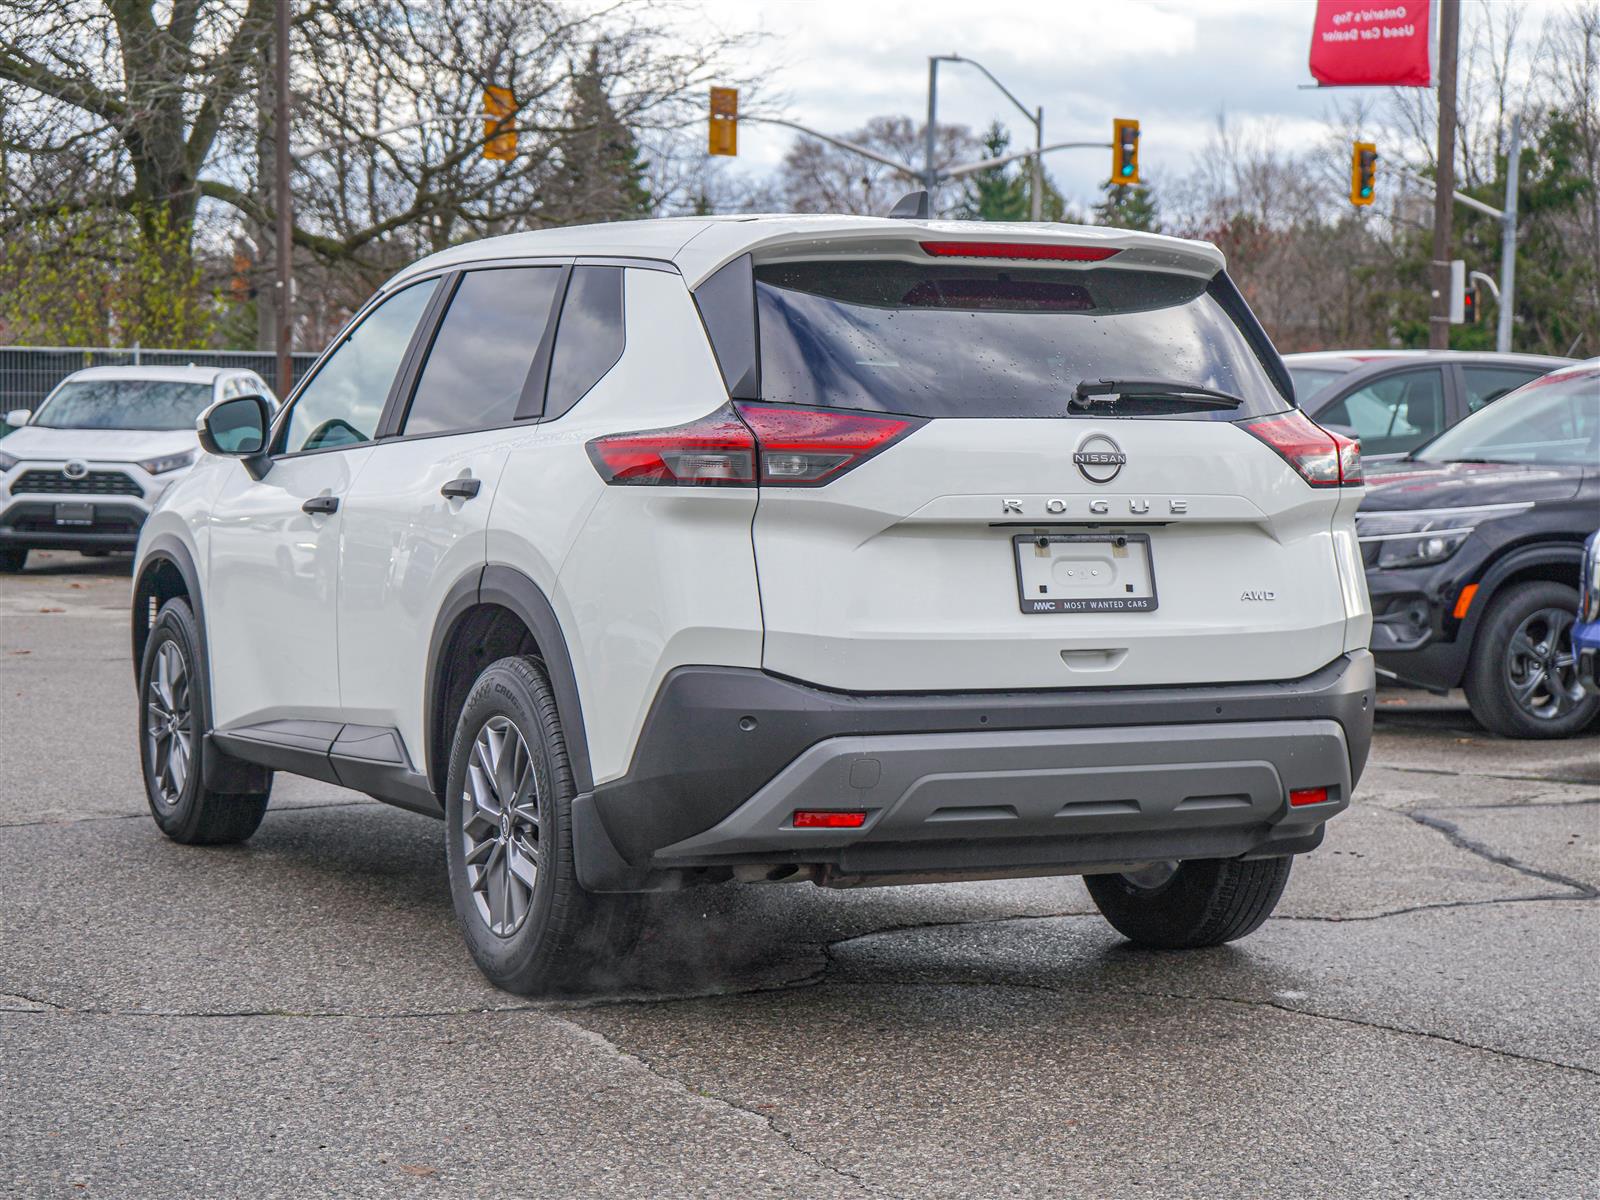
left=1094, top=180, right=1160, bottom=231
left=959, top=121, right=1069, bottom=222
left=541, top=47, right=653, bottom=226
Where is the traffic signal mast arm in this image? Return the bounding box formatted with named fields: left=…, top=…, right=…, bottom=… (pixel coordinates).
left=734, top=115, right=1114, bottom=184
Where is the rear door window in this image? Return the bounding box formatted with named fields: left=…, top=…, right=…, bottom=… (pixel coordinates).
left=1461, top=365, right=1543, bottom=413
left=402, top=267, right=563, bottom=436
left=1318, top=368, right=1446, bottom=456
left=544, top=266, right=625, bottom=419
left=753, top=261, right=1287, bottom=420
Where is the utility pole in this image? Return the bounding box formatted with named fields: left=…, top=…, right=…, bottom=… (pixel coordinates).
left=1429, top=0, right=1460, bottom=350
left=273, top=0, right=293, bottom=397
left=923, top=58, right=939, bottom=197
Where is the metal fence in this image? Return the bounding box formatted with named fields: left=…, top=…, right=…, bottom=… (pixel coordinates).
left=0, top=346, right=318, bottom=415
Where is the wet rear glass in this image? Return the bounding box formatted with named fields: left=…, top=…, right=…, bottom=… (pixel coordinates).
left=755, top=261, right=1288, bottom=420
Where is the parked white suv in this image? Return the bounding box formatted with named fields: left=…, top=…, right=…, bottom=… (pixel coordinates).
left=1, top=365, right=275, bottom=571
left=131, top=212, right=1375, bottom=994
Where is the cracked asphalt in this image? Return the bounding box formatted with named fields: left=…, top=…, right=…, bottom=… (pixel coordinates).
left=3, top=551, right=1597, bottom=1199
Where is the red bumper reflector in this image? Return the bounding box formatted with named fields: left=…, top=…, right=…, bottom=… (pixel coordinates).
left=919, top=240, right=1121, bottom=262
left=792, top=810, right=868, bottom=829
left=1289, top=787, right=1330, bottom=807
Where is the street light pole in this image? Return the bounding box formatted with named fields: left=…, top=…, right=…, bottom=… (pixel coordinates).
left=1496, top=115, right=1521, bottom=354
left=925, top=55, right=1045, bottom=219
left=273, top=0, right=293, bottom=397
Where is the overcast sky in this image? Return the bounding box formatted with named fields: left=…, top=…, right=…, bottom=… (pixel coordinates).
left=690, top=0, right=1563, bottom=208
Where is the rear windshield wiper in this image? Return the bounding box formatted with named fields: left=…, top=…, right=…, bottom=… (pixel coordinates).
left=1071, top=379, right=1245, bottom=413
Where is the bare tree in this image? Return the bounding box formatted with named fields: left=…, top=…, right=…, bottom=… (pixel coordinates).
left=774, top=116, right=979, bottom=217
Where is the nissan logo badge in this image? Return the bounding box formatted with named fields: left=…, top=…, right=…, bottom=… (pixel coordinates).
left=1072, top=434, right=1125, bottom=485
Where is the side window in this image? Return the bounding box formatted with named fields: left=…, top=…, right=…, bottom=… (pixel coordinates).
left=544, top=266, right=624, bottom=419
left=1319, top=369, right=1445, bottom=456
left=281, top=280, right=436, bottom=454
left=401, top=267, right=563, bottom=436
left=1463, top=366, right=1540, bottom=413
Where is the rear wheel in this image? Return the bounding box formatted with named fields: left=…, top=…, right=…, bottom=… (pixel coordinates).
left=444, top=655, right=642, bottom=995
left=0, top=547, right=26, bottom=573
left=138, top=597, right=271, bottom=844
left=1086, top=856, right=1291, bottom=949
left=1463, top=581, right=1598, bottom=739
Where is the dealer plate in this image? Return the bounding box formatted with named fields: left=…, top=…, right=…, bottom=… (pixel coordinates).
left=54, top=502, right=95, bottom=526
left=1013, top=533, right=1158, bottom=614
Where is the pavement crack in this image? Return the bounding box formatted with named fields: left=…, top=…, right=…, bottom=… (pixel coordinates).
left=1372, top=763, right=1600, bottom=787
left=0, top=798, right=380, bottom=830
left=1408, top=809, right=1599, bottom=899
left=550, top=1014, right=891, bottom=1198
left=1275, top=892, right=1599, bottom=922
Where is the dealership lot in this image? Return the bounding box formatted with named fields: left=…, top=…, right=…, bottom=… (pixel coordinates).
left=2, top=552, right=1597, bottom=1199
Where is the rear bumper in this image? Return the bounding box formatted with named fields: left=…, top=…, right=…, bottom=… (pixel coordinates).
left=576, top=651, right=1375, bottom=891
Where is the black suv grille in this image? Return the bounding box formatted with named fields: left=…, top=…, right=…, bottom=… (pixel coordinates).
left=13, top=469, right=143, bottom=497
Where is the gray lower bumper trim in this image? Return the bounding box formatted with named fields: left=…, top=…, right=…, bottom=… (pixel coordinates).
left=656, top=719, right=1350, bottom=865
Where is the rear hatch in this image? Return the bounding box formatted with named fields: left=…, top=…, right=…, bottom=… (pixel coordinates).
left=743, top=241, right=1360, bottom=692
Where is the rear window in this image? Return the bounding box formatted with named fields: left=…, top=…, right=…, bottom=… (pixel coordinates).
left=754, top=261, right=1289, bottom=419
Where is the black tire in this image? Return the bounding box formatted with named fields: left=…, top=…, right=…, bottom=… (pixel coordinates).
left=138, top=597, right=271, bottom=844
left=1462, top=581, right=1598, bottom=739
left=0, top=547, right=26, bottom=573
left=1085, top=857, right=1292, bottom=949
left=444, top=655, right=642, bottom=995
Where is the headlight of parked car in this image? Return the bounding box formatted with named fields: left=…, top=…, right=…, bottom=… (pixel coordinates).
left=137, top=449, right=198, bottom=475
left=0, top=449, right=18, bottom=472
left=1357, top=510, right=1484, bottom=570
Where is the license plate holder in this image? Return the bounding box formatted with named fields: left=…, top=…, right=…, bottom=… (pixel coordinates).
left=1013, top=532, right=1158, bottom=614
left=54, top=502, right=94, bottom=526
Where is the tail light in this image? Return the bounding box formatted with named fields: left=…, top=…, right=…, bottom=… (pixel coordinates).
left=586, top=403, right=920, bottom=487
left=1240, top=411, right=1362, bottom=487
left=920, top=241, right=1121, bottom=262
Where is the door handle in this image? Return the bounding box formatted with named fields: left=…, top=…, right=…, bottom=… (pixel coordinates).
left=441, top=477, right=481, bottom=501
left=302, top=495, right=339, bottom=515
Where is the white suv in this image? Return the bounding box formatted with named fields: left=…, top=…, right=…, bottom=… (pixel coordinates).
left=1, top=365, right=275, bottom=571
left=130, top=212, right=1375, bottom=994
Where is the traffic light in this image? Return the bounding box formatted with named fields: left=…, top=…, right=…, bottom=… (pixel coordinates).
left=483, top=86, right=518, bottom=161
left=1112, top=118, right=1140, bottom=184
left=709, top=86, right=738, bottom=157
left=1463, top=283, right=1479, bottom=324
left=1350, top=141, right=1377, bottom=206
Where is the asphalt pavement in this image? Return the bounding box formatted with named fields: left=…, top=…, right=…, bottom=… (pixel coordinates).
left=2, top=551, right=1597, bottom=1199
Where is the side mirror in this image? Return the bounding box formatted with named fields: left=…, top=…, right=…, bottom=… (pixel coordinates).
left=198, top=394, right=273, bottom=480
left=3, top=408, right=30, bottom=428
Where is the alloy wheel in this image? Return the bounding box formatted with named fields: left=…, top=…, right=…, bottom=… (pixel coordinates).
left=1504, top=606, right=1583, bottom=722
left=461, top=716, right=544, bottom=937
left=145, top=640, right=194, bottom=805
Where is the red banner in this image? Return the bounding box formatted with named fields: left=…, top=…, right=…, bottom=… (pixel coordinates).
left=1309, top=2, right=1433, bottom=87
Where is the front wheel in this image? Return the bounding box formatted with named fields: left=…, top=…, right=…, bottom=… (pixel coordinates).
left=444, top=655, right=641, bottom=995
left=1463, top=581, right=1598, bottom=739
left=1085, top=857, right=1291, bottom=949
left=0, top=547, right=26, bottom=573
left=138, top=597, right=271, bottom=844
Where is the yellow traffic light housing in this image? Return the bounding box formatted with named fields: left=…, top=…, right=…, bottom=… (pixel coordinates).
left=709, top=87, right=738, bottom=157
left=1111, top=118, right=1140, bottom=185
left=1350, top=141, right=1377, bottom=206
left=483, top=86, right=518, bottom=161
